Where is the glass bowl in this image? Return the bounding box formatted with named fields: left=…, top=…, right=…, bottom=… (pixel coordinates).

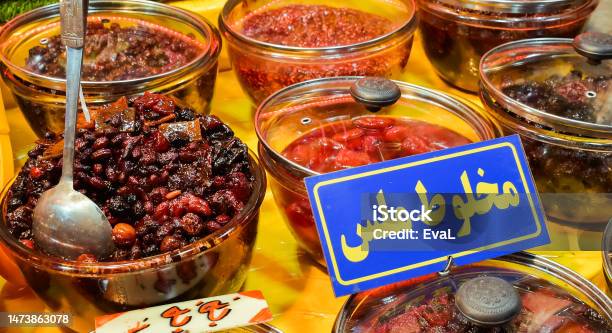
left=479, top=37, right=611, bottom=227
left=0, top=0, right=221, bottom=137
left=333, top=252, right=612, bottom=332
left=417, top=0, right=599, bottom=92
left=255, top=76, right=501, bottom=263
left=604, top=220, right=612, bottom=289
left=219, top=0, right=417, bottom=104
left=0, top=148, right=266, bottom=333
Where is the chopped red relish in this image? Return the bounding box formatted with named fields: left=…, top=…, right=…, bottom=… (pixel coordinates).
left=26, top=18, right=201, bottom=81
left=230, top=4, right=410, bottom=103
left=282, top=117, right=471, bottom=173
left=5, top=93, right=253, bottom=261
left=241, top=5, right=393, bottom=47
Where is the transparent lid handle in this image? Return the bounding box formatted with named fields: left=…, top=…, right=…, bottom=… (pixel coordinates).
left=350, top=77, right=401, bottom=112
left=573, top=32, right=612, bottom=64
left=455, top=276, right=522, bottom=327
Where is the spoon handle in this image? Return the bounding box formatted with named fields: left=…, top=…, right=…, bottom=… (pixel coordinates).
left=61, top=48, right=84, bottom=183
left=59, top=0, right=88, bottom=182
left=59, top=0, right=88, bottom=48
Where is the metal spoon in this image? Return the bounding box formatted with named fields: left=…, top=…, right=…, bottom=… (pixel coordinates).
left=32, top=0, right=114, bottom=260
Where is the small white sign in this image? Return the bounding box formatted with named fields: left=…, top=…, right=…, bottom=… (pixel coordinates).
left=95, top=290, right=272, bottom=333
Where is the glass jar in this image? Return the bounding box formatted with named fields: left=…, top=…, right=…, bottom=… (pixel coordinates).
left=333, top=252, right=612, bottom=332
left=0, top=150, right=265, bottom=333
left=0, top=107, right=266, bottom=332
left=255, top=76, right=501, bottom=263
left=417, top=0, right=599, bottom=92
left=479, top=37, right=611, bottom=227
left=219, top=0, right=417, bottom=104
left=0, top=0, right=221, bottom=137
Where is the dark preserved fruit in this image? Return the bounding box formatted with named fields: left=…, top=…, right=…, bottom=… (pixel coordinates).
left=417, top=0, right=596, bottom=92
left=26, top=18, right=202, bottom=81
left=498, top=71, right=611, bottom=222
left=5, top=93, right=253, bottom=261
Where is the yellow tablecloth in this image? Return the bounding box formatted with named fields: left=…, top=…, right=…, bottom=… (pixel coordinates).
left=0, top=3, right=609, bottom=333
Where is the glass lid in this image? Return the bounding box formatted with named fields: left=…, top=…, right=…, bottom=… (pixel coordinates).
left=255, top=77, right=500, bottom=176
left=0, top=0, right=218, bottom=86
left=335, top=253, right=612, bottom=332
left=480, top=34, right=611, bottom=137
left=435, top=0, right=591, bottom=14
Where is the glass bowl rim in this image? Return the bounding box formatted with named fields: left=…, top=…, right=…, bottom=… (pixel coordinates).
left=0, top=0, right=222, bottom=87
left=479, top=37, right=612, bottom=138
left=0, top=149, right=266, bottom=277
left=333, top=251, right=612, bottom=332
left=603, top=220, right=612, bottom=288
left=218, top=0, right=418, bottom=54
left=254, top=76, right=502, bottom=178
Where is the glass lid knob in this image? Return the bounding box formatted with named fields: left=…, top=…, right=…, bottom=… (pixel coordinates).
left=573, top=32, right=612, bottom=64
left=350, top=77, right=401, bottom=112
left=455, top=276, right=522, bottom=327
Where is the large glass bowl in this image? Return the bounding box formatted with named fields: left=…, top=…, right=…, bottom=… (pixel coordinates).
left=0, top=0, right=221, bottom=137
left=479, top=37, right=611, bottom=227
left=334, top=252, right=612, bottom=332
left=219, top=0, right=417, bottom=104
left=255, top=77, right=501, bottom=263
left=0, top=150, right=266, bottom=333
left=417, top=0, right=598, bottom=92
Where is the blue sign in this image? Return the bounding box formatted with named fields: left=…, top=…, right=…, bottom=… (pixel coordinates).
left=304, top=135, right=549, bottom=297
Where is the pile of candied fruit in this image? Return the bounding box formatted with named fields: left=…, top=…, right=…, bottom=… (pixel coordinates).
left=502, top=70, right=610, bottom=124
left=500, top=71, right=611, bottom=197
left=5, top=93, right=253, bottom=261
left=27, top=19, right=200, bottom=81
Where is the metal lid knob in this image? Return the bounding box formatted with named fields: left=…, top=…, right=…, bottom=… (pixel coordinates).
left=455, top=276, right=521, bottom=327
left=573, top=32, right=612, bottom=64
left=350, top=77, right=401, bottom=112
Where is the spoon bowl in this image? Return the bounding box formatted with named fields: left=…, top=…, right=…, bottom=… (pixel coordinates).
left=32, top=182, right=114, bottom=259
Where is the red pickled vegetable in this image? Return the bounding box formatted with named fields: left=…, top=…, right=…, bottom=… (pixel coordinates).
left=282, top=117, right=471, bottom=173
